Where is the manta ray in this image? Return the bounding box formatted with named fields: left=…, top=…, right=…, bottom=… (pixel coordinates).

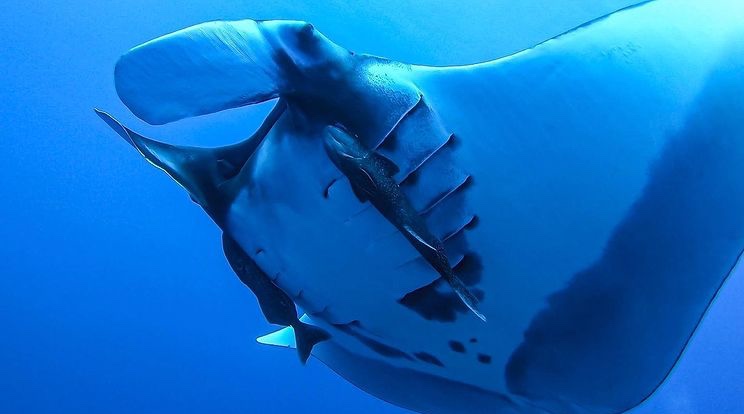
left=95, top=1, right=744, bottom=413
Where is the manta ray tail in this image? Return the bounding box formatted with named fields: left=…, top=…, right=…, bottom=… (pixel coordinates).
left=293, top=321, right=331, bottom=364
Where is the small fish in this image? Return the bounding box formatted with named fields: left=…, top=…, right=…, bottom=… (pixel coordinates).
left=323, top=126, right=486, bottom=322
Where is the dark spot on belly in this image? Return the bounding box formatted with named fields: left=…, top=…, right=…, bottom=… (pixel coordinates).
left=453, top=253, right=483, bottom=286
left=398, top=280, right=458, bottom=322
left=470, top=337, right=478, bottom=344
left=414, top=352, right=444, bottom=367
left=478, top=353, right=492, bottom=364
left=399, top=279, right=484, bottom=322
left=333, top=321, right=413, bottom=361
left=449, top=340, right=466, bottom=353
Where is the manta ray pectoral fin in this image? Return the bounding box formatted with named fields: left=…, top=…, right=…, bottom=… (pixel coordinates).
left=222, top=233, right=330, bottom=364
left=222, top=233, right=290, bottom=321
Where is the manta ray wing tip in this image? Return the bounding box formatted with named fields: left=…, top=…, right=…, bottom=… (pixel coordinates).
left=93, top=108, right=137, bottom=149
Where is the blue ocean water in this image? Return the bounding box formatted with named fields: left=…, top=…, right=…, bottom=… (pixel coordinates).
left=1, top=1, right=743, bottom=413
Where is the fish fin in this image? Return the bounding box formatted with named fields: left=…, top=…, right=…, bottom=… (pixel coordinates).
left=401, top=224, right=485, bottom=321
left=374, top=153, right=400, bottom=177
left=349, top=182, right=370, bottom=203
left=402, top=224, right=438, bottom=254
left=293, top=322, right=331, bottom=364
left=447, top=275, right=487, bottom=322
left=347, top=166, right=381, bottom=203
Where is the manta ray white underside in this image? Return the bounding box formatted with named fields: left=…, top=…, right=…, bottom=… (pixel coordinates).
left=98, top=1, right=744, bottom=413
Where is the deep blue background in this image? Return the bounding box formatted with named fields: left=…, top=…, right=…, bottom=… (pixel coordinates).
left=1, top=1, right=742, bottom=413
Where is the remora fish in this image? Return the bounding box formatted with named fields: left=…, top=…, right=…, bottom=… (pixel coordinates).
left=323, top=126, right=485, bottom=321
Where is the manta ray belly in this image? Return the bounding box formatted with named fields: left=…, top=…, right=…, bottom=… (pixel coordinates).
left=102, top=1, right=744, bottom=412
left=235, top=2, right=744, bottom=413
left=224, top=110, right=439, bottom=325
left=224, top=96, right=523, bottom=396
